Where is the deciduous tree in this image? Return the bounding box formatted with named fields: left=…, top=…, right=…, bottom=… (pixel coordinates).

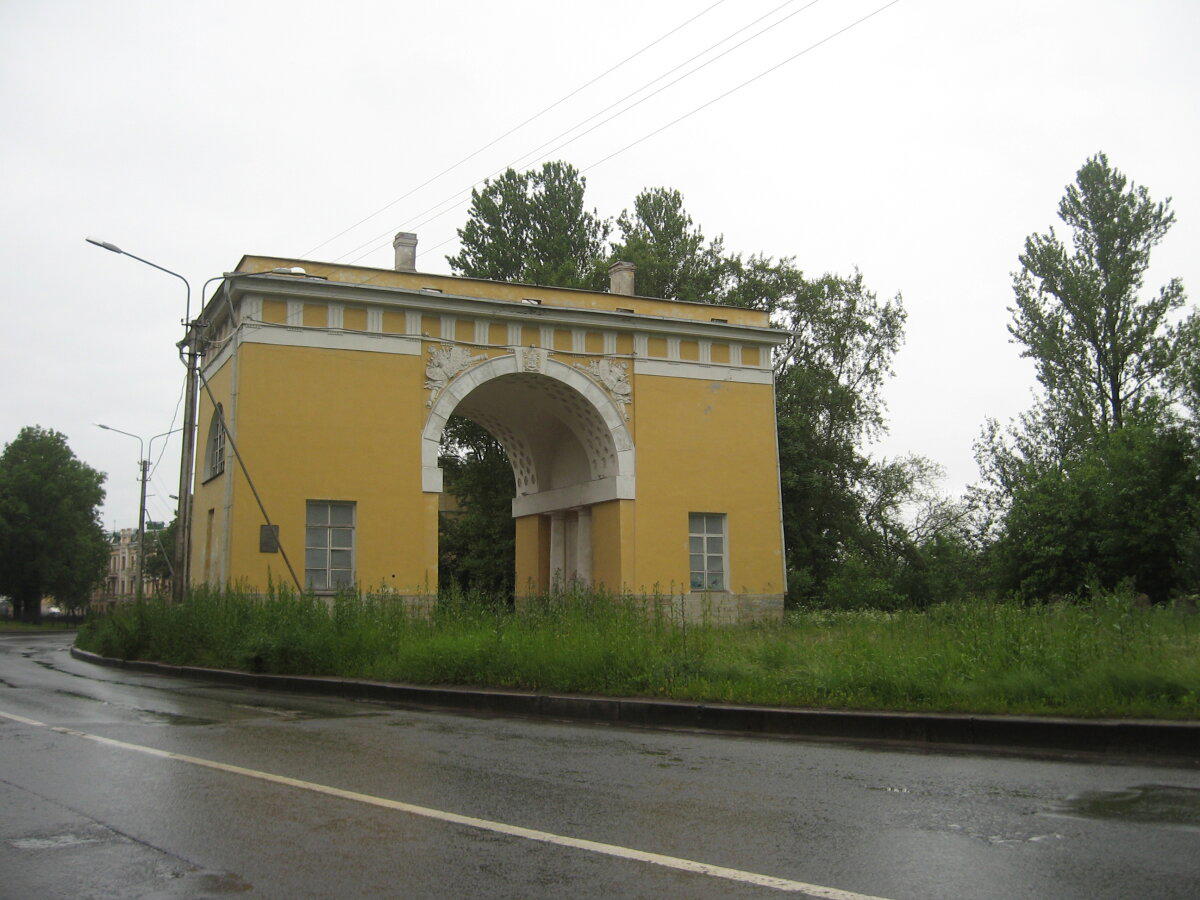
left=0, top=427, right=108, bottom=620
left=607, top=187, right=730, bottom=302
left=1010, top=152, right=1192, bottom=440
left=976, top=155, right=1200, bottom=600
left=766, top=264, right=912, bottom=599
left=448, top=161, right=610, bottom=290
left=994, top=425, right=1199, bottom=601
left=437, top=418, right=515, bottom=595
left=141, top=517, right=177, bottom=594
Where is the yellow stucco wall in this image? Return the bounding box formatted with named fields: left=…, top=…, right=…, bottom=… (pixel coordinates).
left=190, top=359, right=234, bottom=586
left=261, top=299, right=287, bottom=324
left=216, top=342, right=436, bottom=594
left=192, top=348, right=783, bottom=599
left=590, top=499, right=634, bottom=591
left=626, top=375, right=785, bottom=597
left=514, top=514, right=546, bottom=594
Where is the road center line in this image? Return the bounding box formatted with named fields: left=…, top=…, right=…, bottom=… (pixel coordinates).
left=1, top=709, right=889, bottom=899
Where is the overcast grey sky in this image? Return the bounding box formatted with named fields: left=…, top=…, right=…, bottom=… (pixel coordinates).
left=2, top=0, right=1197, bottom=529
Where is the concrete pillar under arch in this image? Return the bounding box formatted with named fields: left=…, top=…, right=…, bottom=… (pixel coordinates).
left=575, top=506, right=592, bottom=586
left=549, top=511, right=566, bottom=589
left=564, top=512, right=578, bottom=582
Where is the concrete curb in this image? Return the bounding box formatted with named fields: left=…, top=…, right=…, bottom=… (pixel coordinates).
left=70, top=646, right=1199, bottom=761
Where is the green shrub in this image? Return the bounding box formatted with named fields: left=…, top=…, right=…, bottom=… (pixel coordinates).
left=995, top=426, right=1200, bottom=602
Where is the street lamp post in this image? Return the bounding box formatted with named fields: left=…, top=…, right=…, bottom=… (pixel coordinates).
left=95, top=425, right=180, bottom=600
left=86, top=238, right=197, bottom=602
left=87, top=239, right=318, bottom=600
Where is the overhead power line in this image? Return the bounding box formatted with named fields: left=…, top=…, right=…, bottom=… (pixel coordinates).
left=338, top=0, right=820, bottom=266
left=298, top=0, right=729, bottom=259
left=149, top=476, right=177, bottom=521
left=149, top=377, right=185, bottom=482
left=580, top=0, right=904, bottom=177
left=361, top=0, right=905, bottom=270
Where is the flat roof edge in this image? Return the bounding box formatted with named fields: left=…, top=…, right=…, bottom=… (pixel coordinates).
left=236, top=254, right=770, bottom=316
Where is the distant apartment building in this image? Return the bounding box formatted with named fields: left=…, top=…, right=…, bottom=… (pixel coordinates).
left=97, top=528, right=155, bottom=600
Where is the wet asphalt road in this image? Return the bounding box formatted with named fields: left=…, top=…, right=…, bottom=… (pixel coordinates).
left=1, top=633, right=1198, bottom=899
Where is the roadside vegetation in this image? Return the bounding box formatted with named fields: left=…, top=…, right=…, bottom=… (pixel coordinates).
left=0, top=619, right=78, bottom=632
left=437, top=154, right=1200, bottom=612
left=76, top=586, right=1200, bottom=720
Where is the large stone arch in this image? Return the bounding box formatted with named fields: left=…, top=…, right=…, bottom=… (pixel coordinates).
left=420, top=350, right=635, bottom=518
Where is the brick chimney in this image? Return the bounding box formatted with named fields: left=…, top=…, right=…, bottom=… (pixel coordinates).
left=393, top=232, right=417, bottom=272
left=609, top=260, right=635, bottom=296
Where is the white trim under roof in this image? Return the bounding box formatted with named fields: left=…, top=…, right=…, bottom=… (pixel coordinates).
left=210, top=273, right=788, bottom=347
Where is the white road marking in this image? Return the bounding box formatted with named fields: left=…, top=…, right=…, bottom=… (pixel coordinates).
left=1, top=709, right=890, bottom=898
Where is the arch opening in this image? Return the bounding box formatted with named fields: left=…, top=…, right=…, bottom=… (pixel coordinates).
left=424, top=355, right=635, bottom=593
left=422, top=356, right=635, bottom=517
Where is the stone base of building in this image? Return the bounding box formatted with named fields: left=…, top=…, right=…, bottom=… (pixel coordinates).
left=651, top=592, right=785, bottom=625
left=513, top=591, right=784, bottom=625
left=356, top=593, right=439, bottom=618
left=247, top=591, right=785, bottom=626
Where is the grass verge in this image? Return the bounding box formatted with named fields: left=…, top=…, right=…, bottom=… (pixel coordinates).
left=1, top=620, right=79, bottom=632
left=75, top=588, right=1200, bottom=719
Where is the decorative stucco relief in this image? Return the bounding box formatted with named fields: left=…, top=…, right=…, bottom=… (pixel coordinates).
left=576, top=358, right=632, bottom=417
left=516, top=346, right=552, bottom=374
left=425, top=344, right=486, bottom=406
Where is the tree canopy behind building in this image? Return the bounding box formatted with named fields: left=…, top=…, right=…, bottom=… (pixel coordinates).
left=442, top=163, right=923, bottom=604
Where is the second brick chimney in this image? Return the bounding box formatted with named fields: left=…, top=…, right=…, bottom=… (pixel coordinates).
left=393, top=232, right=418, bottom=272
left=608, top=260, right=635, bottom=296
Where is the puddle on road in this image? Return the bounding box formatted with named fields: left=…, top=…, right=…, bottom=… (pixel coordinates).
left=9, top=832, right=106, bottom=851
left=7, top=826, right=252, bottom=894
left=50, top=687, right=215, bottom=726
left=1050, top=784, right=1200, bottom=830
left=172, top=872, right=254, bottom=895
left=133, top=707, right=215, bottom=726
left=54, top=688, right=99, bottom=702
left=234, top=705, right=388, bottom=722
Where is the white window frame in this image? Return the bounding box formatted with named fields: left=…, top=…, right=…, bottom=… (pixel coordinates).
left=688, top=512, right=728, bottom=592
left=203, top=405, right=226, bottom=481
left=304, top=500, right=356, bottom=593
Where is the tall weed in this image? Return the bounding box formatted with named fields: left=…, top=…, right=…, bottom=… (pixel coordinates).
left=76, top=587, right=1200, bottom=718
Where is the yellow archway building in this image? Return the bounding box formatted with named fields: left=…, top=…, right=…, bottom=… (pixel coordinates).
left=190, top=237, right=788, bottom=622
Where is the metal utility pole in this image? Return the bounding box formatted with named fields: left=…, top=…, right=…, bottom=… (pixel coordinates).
left=135, top=457, right=149, bottom=601
left=86, top=237, right=194, bottom=602
left=96, top=424, right=182, bottom=601
left=174, top=326, right=200, bottom=601
left=87, top=241, right=312, bottom=602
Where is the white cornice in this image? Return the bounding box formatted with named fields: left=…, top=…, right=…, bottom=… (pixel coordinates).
left=215, top=275, right=788, bottom=346
left=236, top=322, right=422, bottom=356
left=632, top=359, right=774, bottom=384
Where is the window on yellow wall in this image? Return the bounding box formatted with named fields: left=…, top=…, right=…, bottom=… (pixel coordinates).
left=203, top=405, right=225, bottom=481
left=305, top=501, right=355, bottom=592
left=688, top=513, right=726, bottom=591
